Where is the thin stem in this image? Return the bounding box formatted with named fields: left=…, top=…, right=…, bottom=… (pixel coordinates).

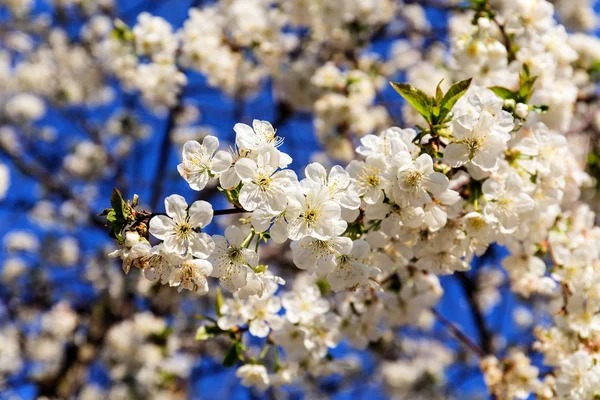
left=241, top=230, right=256, bottom=248
left=149, top=208, right=249, bottom=219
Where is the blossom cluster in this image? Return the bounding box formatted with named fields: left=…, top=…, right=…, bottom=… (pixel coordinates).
left=110, top=62, right=592, bottom=394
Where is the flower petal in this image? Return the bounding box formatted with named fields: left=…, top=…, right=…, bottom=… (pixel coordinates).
left=211, top=150, right=233, bottom=174
left=188, top=200, right=213, bottom=228
left=164, top=194, right=188, bottom=223
left=202, top=135, right=219, bottom=155
left=188, top=232, right=215, bottom=258
left=235, top=158, right=258, bottom=181
left=149, top=215, right=175, bottom=240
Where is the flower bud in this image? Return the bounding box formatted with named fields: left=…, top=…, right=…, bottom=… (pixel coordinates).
left=124, top=231, right=141, bottom=247
left=477, top=17, right=491, bottom=30
left=503, top=98, right=516, bottom=110
left=515, top=103, right=529, bottom=119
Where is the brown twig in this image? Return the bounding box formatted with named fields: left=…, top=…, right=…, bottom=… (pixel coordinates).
left=432, top=308, right=485, bottom=358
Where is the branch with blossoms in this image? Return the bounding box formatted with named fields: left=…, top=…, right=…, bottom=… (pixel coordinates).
left=103, top=48, right=592, bottom=395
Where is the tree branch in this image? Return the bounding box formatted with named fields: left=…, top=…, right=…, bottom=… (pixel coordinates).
left=456, top=271, right=494, bottom=355
left=432, top=308, right=485, bottom=358
left=150, top=103, right=181, bottom=209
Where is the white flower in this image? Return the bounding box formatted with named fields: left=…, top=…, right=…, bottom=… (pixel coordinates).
left=555, top=351, right=600, bottom=399
left=414, top=243, right=468, bottom=275
left=306, top=313, right=342, bottom=357
left=236, top=364, right=270, bottom=391
left=515, top=103, right=529, bottom=119
left=133, top=13, right=177, bottom=59
left=235, top=119, right=281, bottom=149
left=482, top=173, right=534, bottom=234
left=237, top=269, right=285, bottom=300
left=327, top=239, right=372, bottom=291
left=235, top=147, right=297, bottom=213
left=244, top=295, right=284, bottom=338
left=566, top=293, right=600, bottom=338
left=291, top=236, right=353, bottom=276
left=356, top=127, right=417, bottom=158
left=394, top=153, right=449, bottom=207
left=217, top=296, right=247, bottom=331
left=302, top=163, right=360, bottom=210
left=234, top=119, right=292, bottom=167
left=169, top=256, right=213, bottom=295
left=0, top=162, right=9, bottom=200
left=464, top=211, right=496, bottom=253
left=271, top=321, right=309, bottom=361
left=149, top=195, right=215, bottom=258
left=444, top=108, right=511, bottom=171
left=209, top=226, right=258, bottom=293
left=347, top=154, right=390, bottom=204
left=135, top=243, right=175, bottom=284
left=286, top=182, right=346, bottom=241
left=177, top=136, right=232, bottom=191
left=282, top=285, right=330, bottom=324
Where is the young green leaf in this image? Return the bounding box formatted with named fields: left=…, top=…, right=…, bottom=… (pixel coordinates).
left=110, top=188, right=130, bottom=221
left=195, top=325, right=224, bottom=341
left=518, top=75, right=538, bottom=103
left=438, top=78, right=472, bottom=121
left=435, top=80, right=445, bottom=103
left=488, top=86, right=517, bottom=101
left=222, top=341, right=243, bottom=367
left=390, top=82, right=432, bottom=123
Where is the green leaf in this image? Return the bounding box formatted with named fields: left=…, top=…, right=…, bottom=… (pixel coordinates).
left=438, top=78, right=472, bottom=121
left=111, top=19, right=134, bottom=42
left=435, top=80, right=444, bottom=103
left=518, top=75, right=538, bottom=103
left=110, top=188, right=129, bottom=221
left=114, top=229, right=124, bottom=243
left=488, top=86, right=517, bottom=101
left=195, top=326, right=215, bottom=341
left=390, top=82, right=432, bottom=123
left=106, top=210, right=117, bottom=223
left=521, top=63, right=531, bottom=81
left=222, top=342, right=242, bottom=367
left=516, top=64, right=538, bottom=103
left=215, top=287, right=224, bottom=318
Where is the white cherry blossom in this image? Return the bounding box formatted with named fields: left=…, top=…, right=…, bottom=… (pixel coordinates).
left=149, top=195, right=215, bottom=258
left=177, top=136, right=233, bottom=191
left=235, top=147, right=297, bottom=213
left=209, top=225, right=258, bottom=293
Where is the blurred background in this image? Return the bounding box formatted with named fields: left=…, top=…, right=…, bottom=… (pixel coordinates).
left=1, top=0, right=600, bottom=399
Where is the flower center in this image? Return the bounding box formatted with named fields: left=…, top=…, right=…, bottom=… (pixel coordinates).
left=227, top=246, right=243, bottom=261
left=468, top=216, right=485, bottom=230
left=186, top=151, right=210, bottom=172
left=404, top=169, right=423, bottom=188
left=302, top=208, right=320, bottom=226
left=462, top=137, right=485, bottom=159
left=254, top=173, right=273, bottom=191
left=176, top=223, right=193, bottom=239
left=358, top=165, right=381, bottom=188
